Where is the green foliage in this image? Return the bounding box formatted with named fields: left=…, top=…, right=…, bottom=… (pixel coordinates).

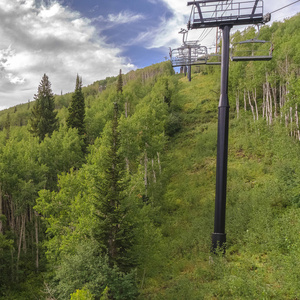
left=38, top=126, right=84, bottom=190
left=116, top=69, right=123, bottom=94
left=55, top=241, right=138, bottom=299
left=93, top=104, right=135, bottom=270
left=29, top=74, right=58, bottom=141
left=70, top=288, right=95, bottom=300
left=4, top=17, right=300, bottom=298
left=0, top=233, right=14, bottom=294
left=67, top=75, right=86, bottom=137
left=100, top=287, right=110, bottom=300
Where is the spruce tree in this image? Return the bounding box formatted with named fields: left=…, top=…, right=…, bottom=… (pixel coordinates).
left=29, top=74, right=58, bottom=141
left=94, top=103, right=135, bottom=271
left=116, top=69, right=123, bottom=94
left=4, top=113, right=10, bottom=140
left=66, top=75, right=86, bottom=136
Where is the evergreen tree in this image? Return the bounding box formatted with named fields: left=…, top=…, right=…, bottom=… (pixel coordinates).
left=66, top=75, right=86, bottom=136
left=94, top=103, right=134, bottom=271
left=29, top=74, right=58, bottom=141
left=116, top=69, right=123, bottom=94
left=4, top=113, right=10, bottom=140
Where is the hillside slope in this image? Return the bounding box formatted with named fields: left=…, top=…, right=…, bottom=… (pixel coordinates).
left=140, top=72, right=300, bottom=299
left=2, top=13, right=300, bottom=298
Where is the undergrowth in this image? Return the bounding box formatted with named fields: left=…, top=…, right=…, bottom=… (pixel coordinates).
left=139, top=72, right=300, bottom=299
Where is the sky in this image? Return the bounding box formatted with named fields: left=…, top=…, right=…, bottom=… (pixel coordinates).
left=0, top=0, right=299, bottom=110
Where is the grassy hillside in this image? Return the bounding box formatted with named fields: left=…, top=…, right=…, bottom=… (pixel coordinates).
left=140, top=72, right=300, bottom=299
left=2, top=14, right=300, bottom=296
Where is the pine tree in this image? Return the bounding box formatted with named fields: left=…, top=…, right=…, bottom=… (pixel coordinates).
left=116, top=69, right=123, bottom=94
left=66, top=75, right=86, bottom=136
left=29, top=74, right=58, bottom=141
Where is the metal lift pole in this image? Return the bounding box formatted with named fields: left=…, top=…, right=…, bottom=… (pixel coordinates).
left=212, top=25, right=232, bottom=252
left=188, top=47, right=192, bottom=81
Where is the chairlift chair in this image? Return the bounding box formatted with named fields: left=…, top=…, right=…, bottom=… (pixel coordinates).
left=170, top=44, right=209, bottom=67
left=206, top=53, right=221, bottom=65
left=231, top=38, right=273, bottom=61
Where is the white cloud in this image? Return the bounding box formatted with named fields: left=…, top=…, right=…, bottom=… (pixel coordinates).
left=130, top=0, right=194, bottom=49
left=107, top=10, right=145, bottom=24
left=93, top=10, right=145, bottom=27
left=135, top=0, right=300, bottom=52
left=265, top=0, right=300, bottom=23
left=0, top=0, right=136, bottom=108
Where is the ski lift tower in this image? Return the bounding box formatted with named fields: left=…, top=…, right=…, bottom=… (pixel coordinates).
left=187, top=0, right=271, bottom=252
left=179, top=28, right=200, bottom=81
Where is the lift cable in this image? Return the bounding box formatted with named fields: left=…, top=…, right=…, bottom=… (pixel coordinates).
left=199, top=2, right=232, bottom=48
left=270, top=0, right=300, bottom=14
left=193, top=0, right=300, bottom=45
left=196, top=1, right=223, bottom=42
left=201, top=28, right=214, bottom=43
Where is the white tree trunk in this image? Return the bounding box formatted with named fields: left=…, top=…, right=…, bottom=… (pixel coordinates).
left=263, top=83, right=266, bottom=119
left=253, top=88, right=258, bottom=121
left=248, top=90, right=255, bottom=121
left=244, top=89, right=247, bottom=111
left=236, top=90, right=240, bottom=119
left=152, top=159, right=156, bottom=183
left=144, top=148, right=148, bottom=196
left=295, top=104, right=300, bottom=140
left=272, top=86, right=277, bottom=119
left=157, top=152, right=162, bottom=174
left=290, top=106, right=293, bottom=136
left=269, top=84, right=273, bottom=125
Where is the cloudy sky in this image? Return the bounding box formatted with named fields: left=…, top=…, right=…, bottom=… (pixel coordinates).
left=0, top=0, right=299, bottom=110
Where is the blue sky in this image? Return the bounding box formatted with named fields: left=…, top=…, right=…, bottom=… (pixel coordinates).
left=0, top=0, right=299, bottom=109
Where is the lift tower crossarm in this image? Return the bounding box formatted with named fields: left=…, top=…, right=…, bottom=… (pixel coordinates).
left=187, top=0, right=228, bottom=4
left=251, top=0, right=260, bottom=16
left=187, top=0, right=265, bottom=29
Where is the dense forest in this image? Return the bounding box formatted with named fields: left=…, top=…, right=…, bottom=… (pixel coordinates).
left=1, top=13, right=300, bottom=299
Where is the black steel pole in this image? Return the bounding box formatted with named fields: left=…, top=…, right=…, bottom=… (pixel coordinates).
left=212, top=25, right=232, bottom=252
left=188, top=47, right=192, bottom=82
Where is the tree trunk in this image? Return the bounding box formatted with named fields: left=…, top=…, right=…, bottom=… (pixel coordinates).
left=272, top=85, right=277, bottom=119
left=22, top=214, right=26, bottom=253
left=295, top=104, right=300, bottom=140
left=248, top=90, right=255, bottom=121
left=263, top=83, right=266, bottom=119
left=236, top=90, right=240, bottom=119
left=253, top=88, right=258, bottom=121
left=10, top=198, right=15, bottom=231
left=279, top=83, right=283, bottom=123
left=125, top=102, right=128, bottom=118
left=157, top=152, right=162, bottom=174
left=290, top=106, right=293, bottom=136
left=285, top=111, right=289, bottom=128
left=17, top=214, right=25, bottom=280
left=144, top=147, right=148, bottom=196
left=244, top=89, right=247, bottom=111
left=266, top=81, right=273, bottom=125
left=152, top=159, right=156, bottom=183
left=35, top=211, right=39, bottom=272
